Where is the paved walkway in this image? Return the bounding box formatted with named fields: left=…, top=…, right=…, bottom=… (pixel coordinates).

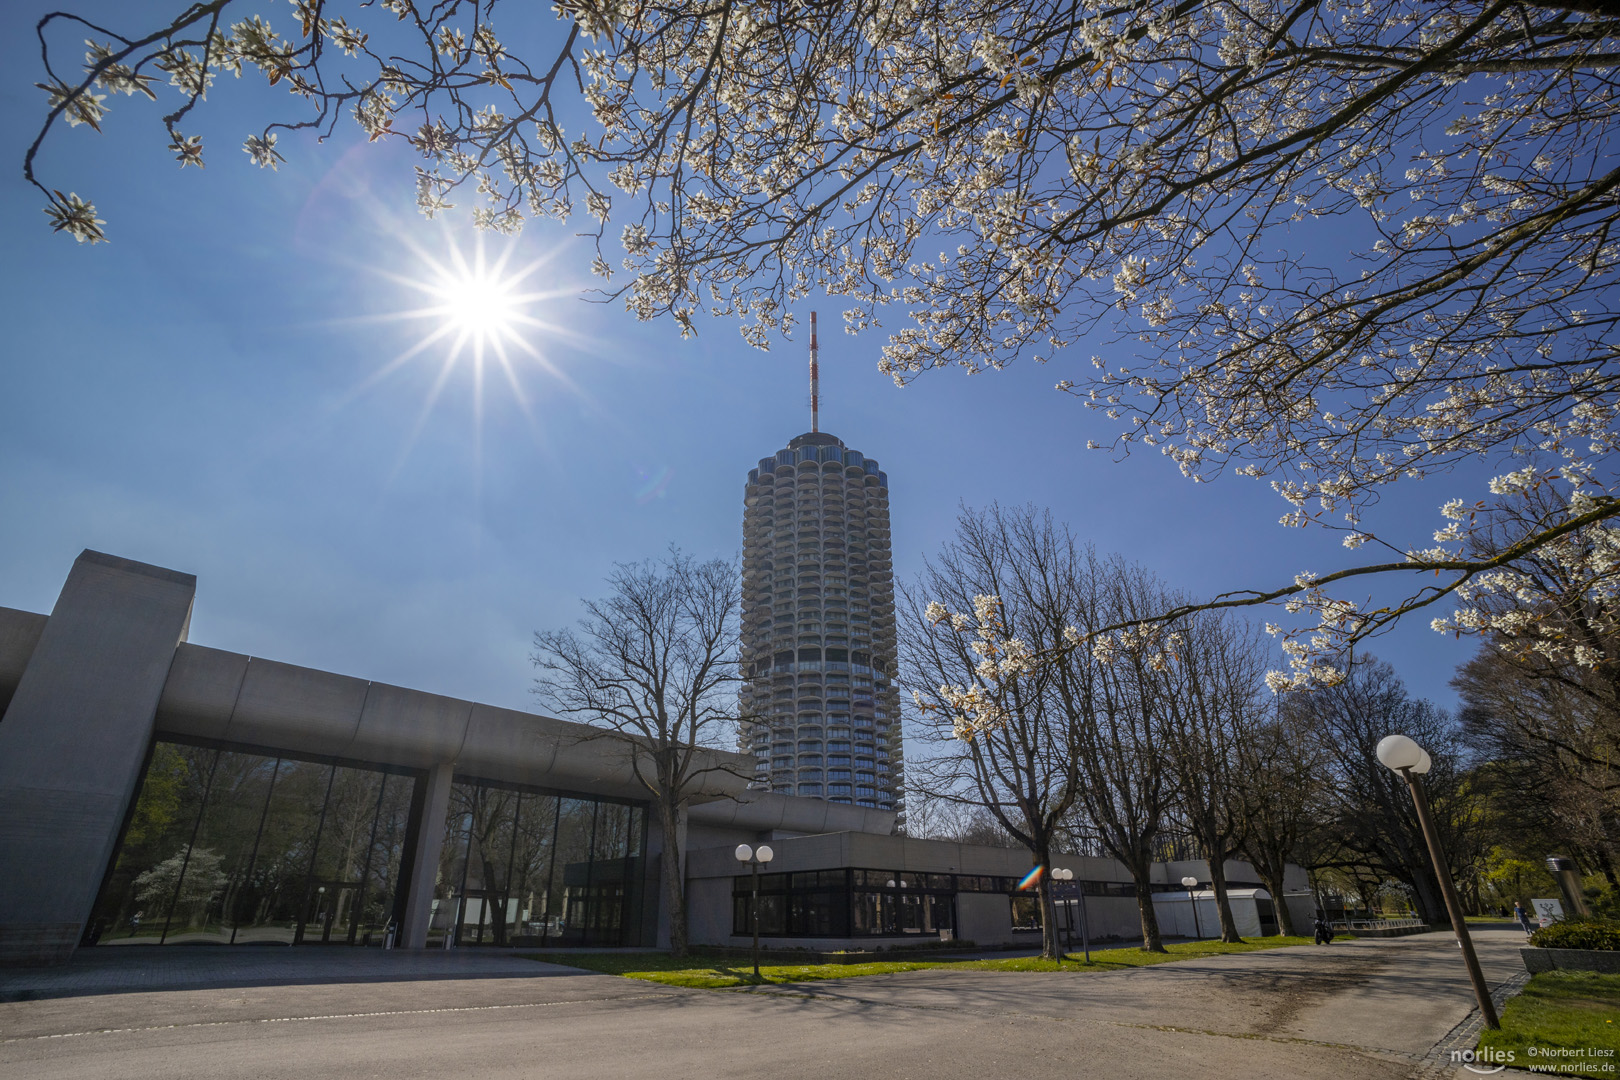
left=0, top=930, right=1539, bottom=1079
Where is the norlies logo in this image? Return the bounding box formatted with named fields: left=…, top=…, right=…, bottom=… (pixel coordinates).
left=1450, top=1047, right=1516, bottom=1074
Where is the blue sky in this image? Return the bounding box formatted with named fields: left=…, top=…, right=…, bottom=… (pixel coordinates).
left=0, top=2, right=1484, bottom=714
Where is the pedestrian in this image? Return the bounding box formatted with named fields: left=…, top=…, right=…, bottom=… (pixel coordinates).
left=1514, top=901, right=1534, bottom=936
left=1313, top=915, right=1333, bottom=945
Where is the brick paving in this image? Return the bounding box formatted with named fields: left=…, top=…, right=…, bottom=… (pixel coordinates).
left=1410, top=969, right=1533, bottom=1079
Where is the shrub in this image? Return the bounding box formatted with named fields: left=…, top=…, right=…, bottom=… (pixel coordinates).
left=1528, top=918, right=1620, bottom=951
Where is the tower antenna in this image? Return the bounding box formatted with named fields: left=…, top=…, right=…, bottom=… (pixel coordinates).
left=810, top=310, right=820, bottom=433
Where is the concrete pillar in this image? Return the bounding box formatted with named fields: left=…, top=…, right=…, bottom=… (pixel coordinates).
left=0, top=551, right=195, bottom=964
left=400, top=761, right=456, bottom=949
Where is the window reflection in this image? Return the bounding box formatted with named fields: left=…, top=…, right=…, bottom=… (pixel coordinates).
left=730, top=868, right=955, bottom=938
left=87, top=741, right=417, bottom=947
left=434, top=779, right=648, bottom=948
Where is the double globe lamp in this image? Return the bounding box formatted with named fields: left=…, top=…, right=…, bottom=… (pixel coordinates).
left=1049, top=867, right=1092, bottom=962
left=734, top=844, right=774, bottom=978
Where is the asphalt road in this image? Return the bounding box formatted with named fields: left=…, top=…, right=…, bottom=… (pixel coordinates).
left=0, top=929, right=1532, bottom=1080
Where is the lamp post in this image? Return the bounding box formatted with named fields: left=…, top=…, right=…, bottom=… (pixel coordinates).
left=1546, top=855, right=1592, bottom=918
left=1050, top=867, right=1090, bottom=963
left=1376, top=734, right=1499, bottom=1030
left=734, top=843, right=775, bottom=979
left=1181, top=875, right=1202, bottom=941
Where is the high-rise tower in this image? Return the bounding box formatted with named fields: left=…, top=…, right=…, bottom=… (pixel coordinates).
left=738, top=316, right=904, bottom=820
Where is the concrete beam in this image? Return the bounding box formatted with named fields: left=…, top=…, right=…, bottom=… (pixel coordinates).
left=0, top=551, right=195, bottom=964
left=0, top=608, right=48, bottom=717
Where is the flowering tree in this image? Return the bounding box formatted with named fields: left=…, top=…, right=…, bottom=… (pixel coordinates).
left=910, top=511, right=1199, bottom=953
left=29, top=0, right=1620, bottom=681
left=901, top=505, right=1088, bottom=960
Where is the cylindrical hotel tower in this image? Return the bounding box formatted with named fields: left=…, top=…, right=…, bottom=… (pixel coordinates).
left=738, top=432, right=904, bottom=820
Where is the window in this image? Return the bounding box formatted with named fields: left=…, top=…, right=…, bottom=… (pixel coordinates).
left=731, top=872, right=848, bottom=937
left=88, top=742, right=418, bottom=950
left=1083, top=881, right=1137, bottom=897
left=1010, top=896, right=1042, bottom=932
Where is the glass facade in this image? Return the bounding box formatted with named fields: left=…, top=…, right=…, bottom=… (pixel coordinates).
left=88, top=740, right=418, bottom=947
left=731, top=868, right=960, bottom=938
left=431, top=778, right=649, bottom=948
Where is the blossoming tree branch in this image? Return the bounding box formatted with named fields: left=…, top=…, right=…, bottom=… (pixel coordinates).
left=28, top=0, right=1620, bottom=702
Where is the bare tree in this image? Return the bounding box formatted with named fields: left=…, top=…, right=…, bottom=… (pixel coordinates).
left=1055, top=560, right=1184, bottom=952
left=903, top=505, right=1086, bottom=960
left=1288, top=655, right=1474, bottom=926
left=1230, top=704, right=1330, bottom=936
left=531, top=549, right=743, bottom=957
left=1157, top=612, right=1272, bottom=942
left=903, top=798, right=1022, bottom=849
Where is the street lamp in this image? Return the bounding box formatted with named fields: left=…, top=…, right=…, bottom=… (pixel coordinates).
left=1376, top=734, right=1499, bottom=1030
left=1181, top=875, right=1202, bottom=941
left=1050, top=867, right=1091, bottom=963
left=734, top=843, right=775, bottom=979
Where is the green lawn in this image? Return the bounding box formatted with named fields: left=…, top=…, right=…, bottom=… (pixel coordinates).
left=1477, top=971, right=1620, bottom=1075
left=522, top=935, right=1334, bottom=990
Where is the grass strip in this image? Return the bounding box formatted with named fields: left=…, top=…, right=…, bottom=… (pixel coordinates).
left=522, top=935, right=1332, bottom=990
left=1477, top=971, right=1620, bottom=1075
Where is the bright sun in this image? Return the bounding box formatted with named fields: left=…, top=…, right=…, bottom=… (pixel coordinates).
left=357, top=230, right=583, bottom=457
left=433, top=265, right=521, bottom=342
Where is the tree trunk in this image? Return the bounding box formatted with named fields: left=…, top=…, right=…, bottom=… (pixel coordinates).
left=1411, top=864, right=1450, bottom=927
left=482, top=854, right=508, bottom=947
left=657, top=796, right=688, bottom=958
left=1195, top=811, right=1243, bottom=944
left=1207, top=852, right=1243, bottom=944
left=1129, top=859, right=1165, bottom=952
left=1034, top=840, right=1060, bottom=960
left=1593, top=846, right=1618, bottom=892
left=1259, top=870, right=1295, bottom=936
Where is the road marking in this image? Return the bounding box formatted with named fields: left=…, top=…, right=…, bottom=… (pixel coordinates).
left=1, top=993, right=676, bottom=1044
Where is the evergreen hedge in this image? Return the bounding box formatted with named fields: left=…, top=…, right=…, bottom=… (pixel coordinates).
left=1528, top=918, right=1620, bottom=951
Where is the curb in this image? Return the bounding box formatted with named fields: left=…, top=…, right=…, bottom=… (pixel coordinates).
left=1408, top=971, right=1532, bottom=1079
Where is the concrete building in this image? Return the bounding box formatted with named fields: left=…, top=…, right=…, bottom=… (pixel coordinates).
left=0, top=551, right=885, bottom=964
left=685, top=834, right=1313, bottom=950
left=736, top=320, right=904, bottom=817
left=0, top=550, right=1311, bottom=965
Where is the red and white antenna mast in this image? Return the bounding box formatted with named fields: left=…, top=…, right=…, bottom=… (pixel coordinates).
left=809, top=310, right=820, bottom=433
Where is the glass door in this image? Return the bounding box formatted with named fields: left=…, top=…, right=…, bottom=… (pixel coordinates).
left=454, top=889, right=513, bottom=945
left=299, top=880, right=360, bottom=944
